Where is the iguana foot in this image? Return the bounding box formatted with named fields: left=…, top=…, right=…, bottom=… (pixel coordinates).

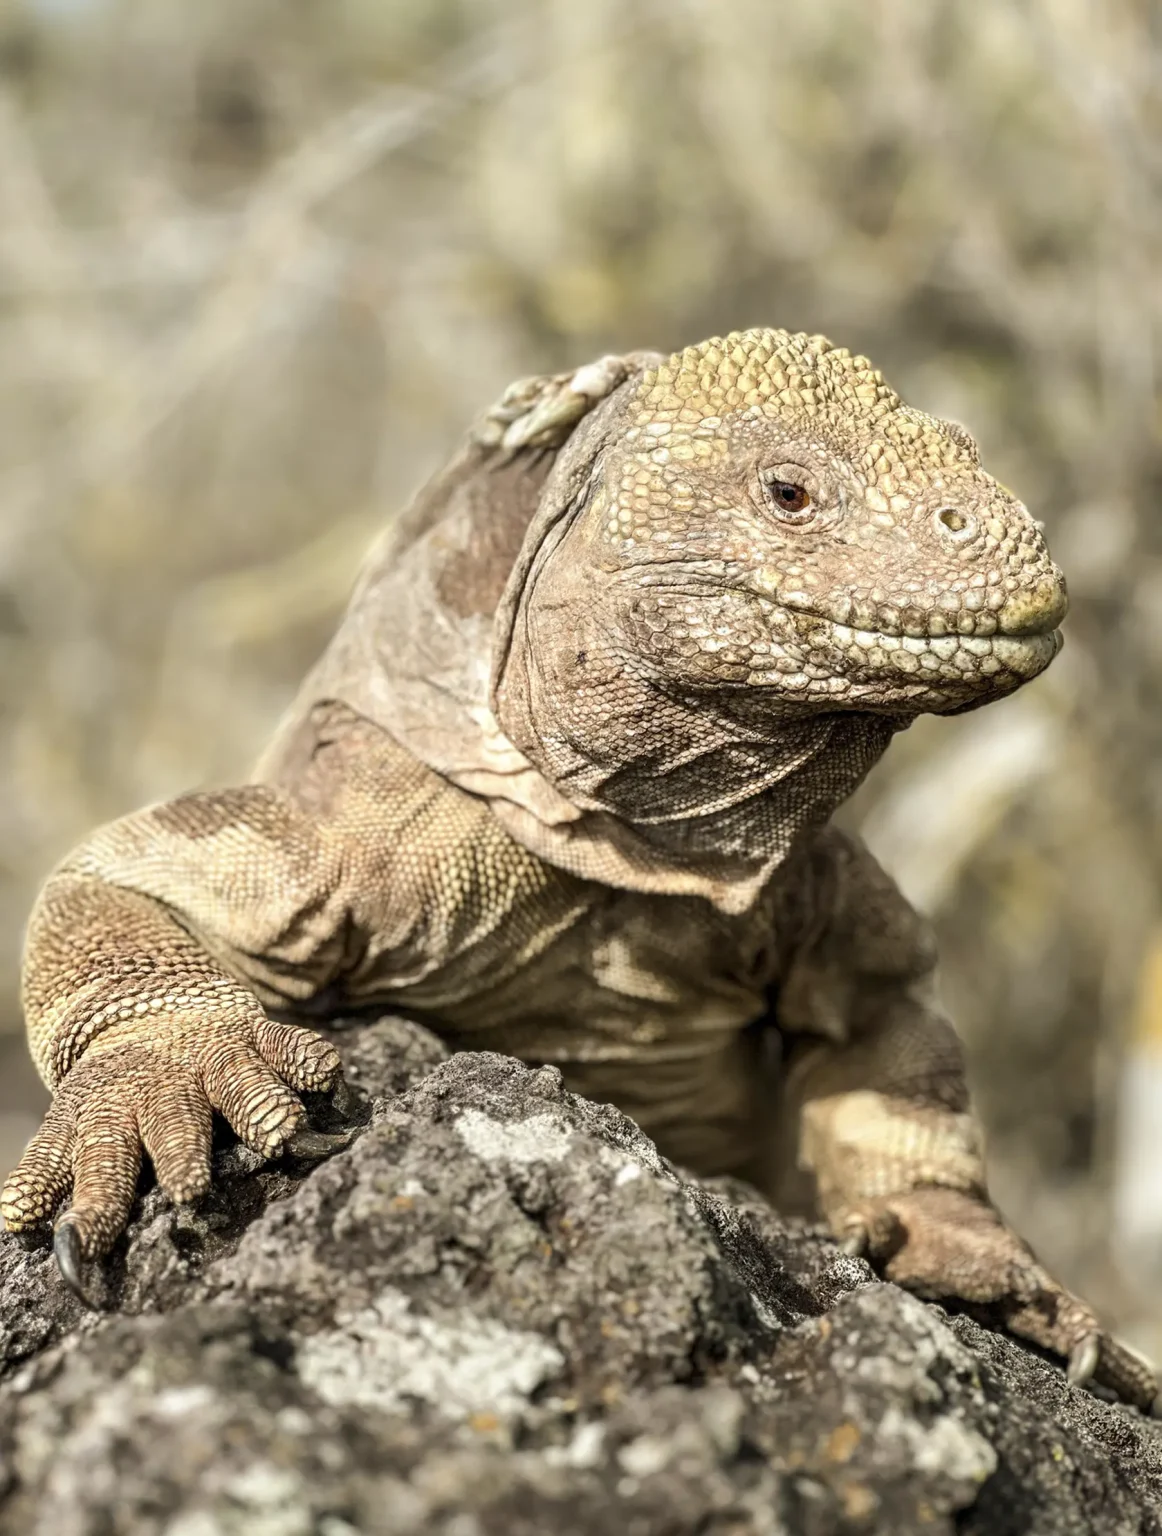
left=838, top=1186, right=1159, bottom=1415
left=1, top=1018, right=341, bottom=1305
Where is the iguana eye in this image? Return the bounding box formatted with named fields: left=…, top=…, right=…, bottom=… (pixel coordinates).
left=760, top=470, right=814, bottom=522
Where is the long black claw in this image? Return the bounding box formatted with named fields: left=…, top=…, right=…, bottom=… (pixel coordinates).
left=284, top=1127, right=356, bottom=1161
left=330, top=1076, right=361, bottom=1119
left=839, top=1220, right=869, bottom=1260
left=54, top=1222, right=97, bottom=1310
left=1066, top=1333, right=1100, bottom=1388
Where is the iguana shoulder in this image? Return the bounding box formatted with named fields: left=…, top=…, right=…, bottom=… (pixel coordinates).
left=255, top=353, right=659, bottom=825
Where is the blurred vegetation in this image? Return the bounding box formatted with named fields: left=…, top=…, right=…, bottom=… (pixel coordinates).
left=0, top=0, right=1160, bottom=1345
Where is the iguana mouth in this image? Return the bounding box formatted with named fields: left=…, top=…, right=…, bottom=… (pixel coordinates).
left=624, top=568, right=1063, bottom=694
left=732, top=622, right=1062, bottom=709
left=783, top=618, right=1063, bottom=684
left=771, top=581, right=1066, bottom=647
left=632, top=565, right=1067, bottom=648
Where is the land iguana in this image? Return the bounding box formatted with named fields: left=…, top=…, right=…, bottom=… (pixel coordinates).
left=4, top=330, right=1156, bottom=1411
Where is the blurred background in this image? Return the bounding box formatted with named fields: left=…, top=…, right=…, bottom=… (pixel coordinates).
left=0, top=0, right=1160, bottom=1354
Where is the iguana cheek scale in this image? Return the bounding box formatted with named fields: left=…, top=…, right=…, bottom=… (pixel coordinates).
left=3, top=329, right=1154, bottom=1413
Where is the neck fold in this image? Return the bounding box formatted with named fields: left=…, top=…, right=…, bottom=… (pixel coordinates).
left=492, top=593, right=899, bottom=912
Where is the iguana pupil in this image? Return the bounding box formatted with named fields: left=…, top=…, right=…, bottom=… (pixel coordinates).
left=771, top=480, right=810, bottom=512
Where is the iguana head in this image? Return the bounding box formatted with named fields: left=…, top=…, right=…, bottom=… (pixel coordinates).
left=555, top=328, right=1065, bottom=718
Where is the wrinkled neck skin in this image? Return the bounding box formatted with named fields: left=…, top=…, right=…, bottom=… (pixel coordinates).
left=494, top=570, right=902, bottom=874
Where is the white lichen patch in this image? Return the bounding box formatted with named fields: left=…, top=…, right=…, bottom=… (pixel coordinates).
left=853, top=1291, right=981, bottom=1400
left=846, top=1291, right=996, bottom=1485
left=456, top=1105, right=666, bottom=1199
left=876, top=1404, right=996, bottom=1484
left=221, top=1462, right=312, bottom=1536
left=160, top=1463, right=313, bottom=1536
left=618, top=1434, right=672, bottom=1479
left=151, top=1385, right=216, bottom=1420
left=453, top=1108, right=575, bottom=1167
left=297, top=1288, right=564, bottom=1421
left=543, top=1420, right=607, bottom=1470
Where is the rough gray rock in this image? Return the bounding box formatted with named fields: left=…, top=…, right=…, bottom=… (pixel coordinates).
left=0, top=1016, right=1160, bottom=1536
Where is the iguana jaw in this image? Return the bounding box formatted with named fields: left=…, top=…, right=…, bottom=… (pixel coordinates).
left=611, top=561, right=1065, bottom=717
left=738, top=611, right=1063, bottom=712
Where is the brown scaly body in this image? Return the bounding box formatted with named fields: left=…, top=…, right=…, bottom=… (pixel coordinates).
left=3, top=330, right=1155, bottom=1411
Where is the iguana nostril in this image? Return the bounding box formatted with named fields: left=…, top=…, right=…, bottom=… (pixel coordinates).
left=934, top=506, right=975, bottom=541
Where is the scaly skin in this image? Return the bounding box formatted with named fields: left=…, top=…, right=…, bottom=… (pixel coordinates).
left=3, top=330, right=1155, bottom=1413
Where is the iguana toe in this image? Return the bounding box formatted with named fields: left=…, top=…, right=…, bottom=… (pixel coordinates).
left=0, top=1105, right=74, bottom=1230
left=254, top=1019, right=341, bottom=1094
left=201, top=1048, right=306, bottom=1157
left=138, top=1069, right=213, bottom=1205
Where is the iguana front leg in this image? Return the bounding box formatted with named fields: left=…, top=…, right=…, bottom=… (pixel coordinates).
left=778, top=828, right=1159, bottom=1413
left=1, top=786, right=350, bottom=1292
left=3, top=357, right=651, bottom=1298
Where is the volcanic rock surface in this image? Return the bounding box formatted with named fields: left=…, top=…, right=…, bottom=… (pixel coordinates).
left=0, top=1016, right=1159, bottom=1535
